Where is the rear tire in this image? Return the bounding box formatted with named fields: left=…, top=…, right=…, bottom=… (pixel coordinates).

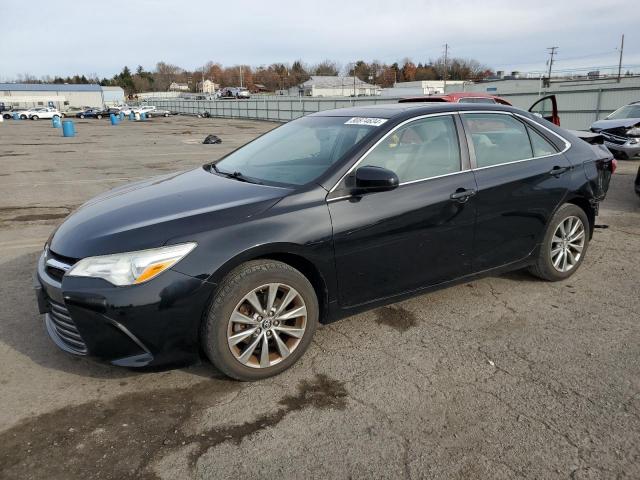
left=79, top=114, right=85, bottom=119
left=32, top=115, right=39, bottom=120
left=97, top=114, right=103, bottom=119
left=529, top=203, right=589, bottom=281
left=201, top=260, right=318, bottom=381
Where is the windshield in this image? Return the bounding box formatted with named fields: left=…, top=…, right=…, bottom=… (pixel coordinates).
left=214, top=116, right=380, bottom=186
left=607, top=104, right=640, bottom=120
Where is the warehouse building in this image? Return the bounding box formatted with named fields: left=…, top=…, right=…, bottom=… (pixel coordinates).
left=293, top=76, right=381, bottom=97
left=381, top=80, right=465, bottom=97
left=0, top=83, right=124, bottom=110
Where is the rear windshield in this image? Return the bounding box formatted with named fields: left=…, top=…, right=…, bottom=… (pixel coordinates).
left=214, top=116, right=380, bottom=186
left=607, top=104, right=640, bottom=120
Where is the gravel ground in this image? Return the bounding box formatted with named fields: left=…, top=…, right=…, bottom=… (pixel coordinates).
left=0, top=116, right=638, bottom=480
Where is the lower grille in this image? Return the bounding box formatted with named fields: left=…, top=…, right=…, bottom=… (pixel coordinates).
left=47, top=300, right=88, bottom=354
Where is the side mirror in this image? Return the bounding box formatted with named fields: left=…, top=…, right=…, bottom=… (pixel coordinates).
left=353, top=166, right=399, bottom=193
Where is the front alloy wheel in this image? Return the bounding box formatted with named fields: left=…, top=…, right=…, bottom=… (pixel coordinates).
left=227, top=283, right=307, bottom=368
left=202, top=260, right=318, bottom=381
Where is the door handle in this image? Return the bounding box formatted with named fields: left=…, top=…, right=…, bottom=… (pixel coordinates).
left=450, top=188, right=477, bottom=202
left=549, top=166, right=569, bottom=177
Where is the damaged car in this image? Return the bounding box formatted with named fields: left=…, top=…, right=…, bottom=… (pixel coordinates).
left=590, top=101, right=640, bottom=159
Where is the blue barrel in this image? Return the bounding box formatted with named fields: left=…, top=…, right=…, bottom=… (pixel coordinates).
left=62, top=120, right=76, bottom=137
left=129, top=112, right=135, bottom=121
left=52, top=116, right=62, bottom=128
left=140, top=112, right=146, bottom=120
left=119, top=112, right=125, bottom=121
left=13, top=112, right=20, bottom=120
left=110, top=113, right=119, bottom=125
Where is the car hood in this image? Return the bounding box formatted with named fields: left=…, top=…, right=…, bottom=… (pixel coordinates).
left=591, top=118, right=640, bottom=131
left=50, top=167, right=290, bottom=259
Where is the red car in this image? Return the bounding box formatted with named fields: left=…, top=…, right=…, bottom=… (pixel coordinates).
left=399, top=92, right=560, bottom=126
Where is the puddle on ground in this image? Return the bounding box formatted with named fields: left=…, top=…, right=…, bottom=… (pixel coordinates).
left=374, top=305, right=418, bottom=332
left=0, top=374, right=347, bottom=480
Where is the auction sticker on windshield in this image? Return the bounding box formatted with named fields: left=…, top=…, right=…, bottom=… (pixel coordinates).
left=344, top=117, right=388, bottom=126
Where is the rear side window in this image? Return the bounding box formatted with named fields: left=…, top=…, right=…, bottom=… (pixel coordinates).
left=362, top=115, right=461, bottom=183
left=527, top=126, right=558, bottom=157
left=462, top=113, right=533, bottom=168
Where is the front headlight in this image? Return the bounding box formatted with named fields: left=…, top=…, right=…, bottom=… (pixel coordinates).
left=627, top=126, right=640, bottom=136
left=67, top=243, right=197, bottom=286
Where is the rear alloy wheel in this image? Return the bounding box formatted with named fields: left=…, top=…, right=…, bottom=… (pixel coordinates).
left=202, top=260, right=318, bottom=381
left=79, top=114, right=85, bottom=119
left=97, top=114, right=103, bottom=119
left=530, top=204, right=589, bottom=281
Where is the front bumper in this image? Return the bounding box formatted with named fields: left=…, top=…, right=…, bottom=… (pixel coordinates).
left=603, top=139, right=640, bottom=158
left=34, top=250, right=215, bottom=368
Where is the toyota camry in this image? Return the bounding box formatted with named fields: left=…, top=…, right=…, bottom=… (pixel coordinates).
left=35, top=102, right=615, bottom=380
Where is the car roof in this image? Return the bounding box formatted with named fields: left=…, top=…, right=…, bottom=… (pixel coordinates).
left=310, top=102, right=522, bottom=120
left=399, top=92, right=511, bottom=105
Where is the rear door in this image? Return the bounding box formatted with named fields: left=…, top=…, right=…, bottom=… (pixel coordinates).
left=528, top=95, right=560, bottom=126
left=328, top=114, right=478, bottom=307
left=460, top=112, right=571, bottom=271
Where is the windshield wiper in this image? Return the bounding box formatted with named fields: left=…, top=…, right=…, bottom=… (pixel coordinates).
left=209, top=164, right=263, bottom=184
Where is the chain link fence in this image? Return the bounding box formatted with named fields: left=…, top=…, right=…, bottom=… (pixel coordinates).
left=145, top=86, right=640, bottom=130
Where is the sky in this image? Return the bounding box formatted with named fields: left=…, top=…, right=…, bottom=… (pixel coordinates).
left=2, top=0, right=639, bottom=80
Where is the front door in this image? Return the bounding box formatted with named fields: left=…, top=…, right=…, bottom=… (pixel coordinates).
left=528, top=95, right=560, bottom=126
left=460, top=112, right=571, bottom=271
left=328, top=114, right=477, bottom=307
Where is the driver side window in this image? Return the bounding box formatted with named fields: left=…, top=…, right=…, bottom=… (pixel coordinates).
left=362, top=115, right=461, bottom=183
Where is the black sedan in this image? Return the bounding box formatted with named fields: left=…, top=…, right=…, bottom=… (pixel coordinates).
left=35, top=103, right=615, bottom=380
left=75, top=108, right=109, bottom=119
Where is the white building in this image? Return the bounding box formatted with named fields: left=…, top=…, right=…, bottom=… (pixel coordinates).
left=381, top=80, right=465, bottom=97
left=0, top=83, right=124, bottom=109
left=294, top=76, right=381, bottom=97
left=198, top=79, right=219, bottom=94
left=169, top=82, right=190, bottom=92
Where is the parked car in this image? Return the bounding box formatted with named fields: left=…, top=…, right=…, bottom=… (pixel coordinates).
left=35, top=102, right=614, bottom=381
left=400, top=93, right=560, bottom=126
left=76, top=108, right=108, bottom=119
left=25, top=107, right=64, bottom=120
left=108, top=104, right=132, bottom=115
left=2, top=107, right=29, bottom=119
left=132, top=105, right=171, bottom=117
left=218, top=87, right=251, bottom=99
left=589, top=101, right=640, bottom=159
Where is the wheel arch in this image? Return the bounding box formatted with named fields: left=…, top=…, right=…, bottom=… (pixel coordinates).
left=207, top=245, right=331, bottom=324
left=565, top=196, right=595, bottom=239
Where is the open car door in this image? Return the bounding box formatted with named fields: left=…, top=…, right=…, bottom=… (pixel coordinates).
left=528, top=95, right=560, bottom=126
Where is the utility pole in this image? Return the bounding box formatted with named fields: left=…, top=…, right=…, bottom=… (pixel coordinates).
left=617, top=34, right=624, bottom=83
left=546, top=46, right=558, bottom=82
left=239, top=65, right=243, bottom=88
left=443, top=43, right=449, bottom=92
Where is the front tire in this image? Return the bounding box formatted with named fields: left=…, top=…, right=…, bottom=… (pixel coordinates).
left=32, top=115, right=39, bottom=120
left=529, top=204, right=589, bottom=281
left=97, top=114, right=103, bottom=119
left=202, top=260, right=318, bottom=381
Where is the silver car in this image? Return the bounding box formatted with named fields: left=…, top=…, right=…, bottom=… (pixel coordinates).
left=590, top=102, right=640, bottom=159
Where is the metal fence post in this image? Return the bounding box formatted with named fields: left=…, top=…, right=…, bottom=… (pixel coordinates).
left=595, top=88, right=602, bottom=121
